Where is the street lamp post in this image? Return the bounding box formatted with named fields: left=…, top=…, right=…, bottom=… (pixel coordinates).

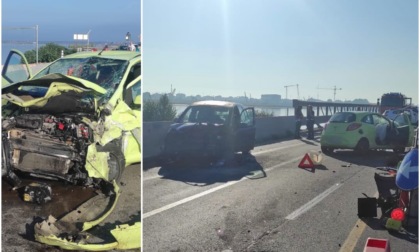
left=86, top=30, right=91, bottom=50
left=125, top=32, right=131, bottom=51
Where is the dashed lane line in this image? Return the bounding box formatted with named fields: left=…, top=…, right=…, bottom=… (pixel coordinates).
left=285, top=183, right=343, bottom=220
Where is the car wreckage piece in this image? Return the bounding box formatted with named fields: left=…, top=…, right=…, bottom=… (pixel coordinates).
left=34, top=181, right=141, bottom=250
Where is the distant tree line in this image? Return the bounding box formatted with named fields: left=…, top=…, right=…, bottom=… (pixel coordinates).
left=24, top=43, right=76, bottom=63
left=144, top=94, right=177, bottom=122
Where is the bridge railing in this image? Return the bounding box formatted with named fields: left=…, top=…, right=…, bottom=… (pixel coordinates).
left=292, top=99, right=379, bottom=116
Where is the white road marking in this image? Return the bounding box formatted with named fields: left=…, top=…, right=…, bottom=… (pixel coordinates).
left=143, top=157, right=302, bottom=219
left=143, top=141, right=307, bottom=182
left=285, top=183, right=343, bottom=220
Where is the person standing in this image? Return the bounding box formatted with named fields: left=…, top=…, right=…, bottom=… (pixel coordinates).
left=306, top=105, right=315, bottom=140
left=295, top=106, right=304, bottom=139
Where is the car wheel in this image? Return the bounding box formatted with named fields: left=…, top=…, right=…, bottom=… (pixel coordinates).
left=321, top=146, right=334, bottom=154
left=355, top=138, right=369, bottom=154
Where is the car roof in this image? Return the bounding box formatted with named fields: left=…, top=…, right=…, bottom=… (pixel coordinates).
left=335, top=111, right=377, bottom=115
left=191, top=100, right=240, bottom=107
left=62, top=51, right=140, bottom=61
left=333, top=111, right=383, bottom=118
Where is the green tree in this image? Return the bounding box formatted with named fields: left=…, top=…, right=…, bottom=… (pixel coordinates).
left=23, top=50, right=36, bottom=64
left=24, top=43, right=77, bottom=63
left=143, top=94, right=177, bottom=121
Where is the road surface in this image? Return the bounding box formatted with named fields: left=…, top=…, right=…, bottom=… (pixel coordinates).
left=143, top=135, right=418, bottom=251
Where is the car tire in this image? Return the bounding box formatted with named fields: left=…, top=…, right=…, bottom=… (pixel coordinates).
left=96, top=143, right=125, bottom=182
left=355, top=138, right=369, bottom=154
left=321, top=146, right=334, bottom=154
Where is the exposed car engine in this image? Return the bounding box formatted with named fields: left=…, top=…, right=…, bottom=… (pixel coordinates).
left=2, top=113, right=94, bottom=186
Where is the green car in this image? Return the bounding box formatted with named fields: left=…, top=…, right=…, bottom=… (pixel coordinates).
left=2, top=49, right=141, bottom=186
left=320, top=111, right=415, bottom=154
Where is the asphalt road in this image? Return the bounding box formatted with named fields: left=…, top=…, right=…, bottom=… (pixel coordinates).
left=143, top=135, right=418, bottom=252
left=1, top=164, right=141, bottom=252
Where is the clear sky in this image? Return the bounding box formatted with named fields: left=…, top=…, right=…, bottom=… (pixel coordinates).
left=2, top=0, right=141, bottom=43
left=143, top=0, right=419, bottom=104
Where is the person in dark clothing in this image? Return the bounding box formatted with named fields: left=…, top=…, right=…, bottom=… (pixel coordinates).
left=306, top=105, right=315, bottom=140
left=295, top=106, right=304, bottom=139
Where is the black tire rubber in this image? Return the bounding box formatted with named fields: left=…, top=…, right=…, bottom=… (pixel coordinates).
left=355, top=138, right=369, bottom=154
left=321, top=146, right=334, bottom=154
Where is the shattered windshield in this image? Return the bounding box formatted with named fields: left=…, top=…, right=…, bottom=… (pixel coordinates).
left=180, top=105, right=230, bottom=125
left=34, top=57, right=129, bottom=102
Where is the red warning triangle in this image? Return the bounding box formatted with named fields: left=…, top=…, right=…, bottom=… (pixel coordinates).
left=298, top=153, right=314, bottom=169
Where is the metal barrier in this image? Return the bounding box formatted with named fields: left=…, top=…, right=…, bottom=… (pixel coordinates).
left=293, top=99, right=379, bottom=116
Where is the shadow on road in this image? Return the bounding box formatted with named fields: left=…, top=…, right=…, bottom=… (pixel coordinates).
left=156, top=154, right=266, bottom=186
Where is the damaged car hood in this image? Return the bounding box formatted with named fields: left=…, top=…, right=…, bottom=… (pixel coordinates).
left=2, top=73, right=106, bottom=108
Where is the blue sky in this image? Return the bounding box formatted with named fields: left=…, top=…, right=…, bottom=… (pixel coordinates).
left=143, top=0, right=418, bottom=104
left=2, top=0, right=141, bottom=43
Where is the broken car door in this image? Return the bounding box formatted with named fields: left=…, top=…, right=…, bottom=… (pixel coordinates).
left=234, top=107, right=256, bottom=153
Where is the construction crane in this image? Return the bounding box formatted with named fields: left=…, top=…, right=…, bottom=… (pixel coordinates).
left=170, top=84, right=176, bottom=96
left=317, top=85, right=342, bottom=101
left=284, top=84, right=300, bottom=99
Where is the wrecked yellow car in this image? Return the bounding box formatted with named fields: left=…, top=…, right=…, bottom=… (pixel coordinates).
left=2, top=49, right=141, bottom=186
left=1, top=49, right=141, bottom=250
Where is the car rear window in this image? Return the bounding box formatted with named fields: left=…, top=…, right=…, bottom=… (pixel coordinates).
left=329, top=112, right=356, bottom=123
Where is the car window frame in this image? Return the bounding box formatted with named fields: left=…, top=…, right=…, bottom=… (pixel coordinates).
left=361, top=114, right=373, bottom=124
left=2, top=50, right=32, bottom=84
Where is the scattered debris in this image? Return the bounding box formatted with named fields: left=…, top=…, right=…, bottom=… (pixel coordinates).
left=22, top=182, right=52, bottom=204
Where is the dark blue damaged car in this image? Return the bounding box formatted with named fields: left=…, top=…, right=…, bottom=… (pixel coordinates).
left=162, top=100, right=256, bottom=162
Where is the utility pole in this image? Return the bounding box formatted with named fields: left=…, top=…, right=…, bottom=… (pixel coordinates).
left=317, top=85, right=342, bottom=101
left=86, top=29, right=91, bottom=50
left=3, top=25, right=39, bottom=64
left=35, top=25, right=38, bottom=64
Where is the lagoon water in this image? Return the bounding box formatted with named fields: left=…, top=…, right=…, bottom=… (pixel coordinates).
left=2, top=44, right=38, bottom=64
